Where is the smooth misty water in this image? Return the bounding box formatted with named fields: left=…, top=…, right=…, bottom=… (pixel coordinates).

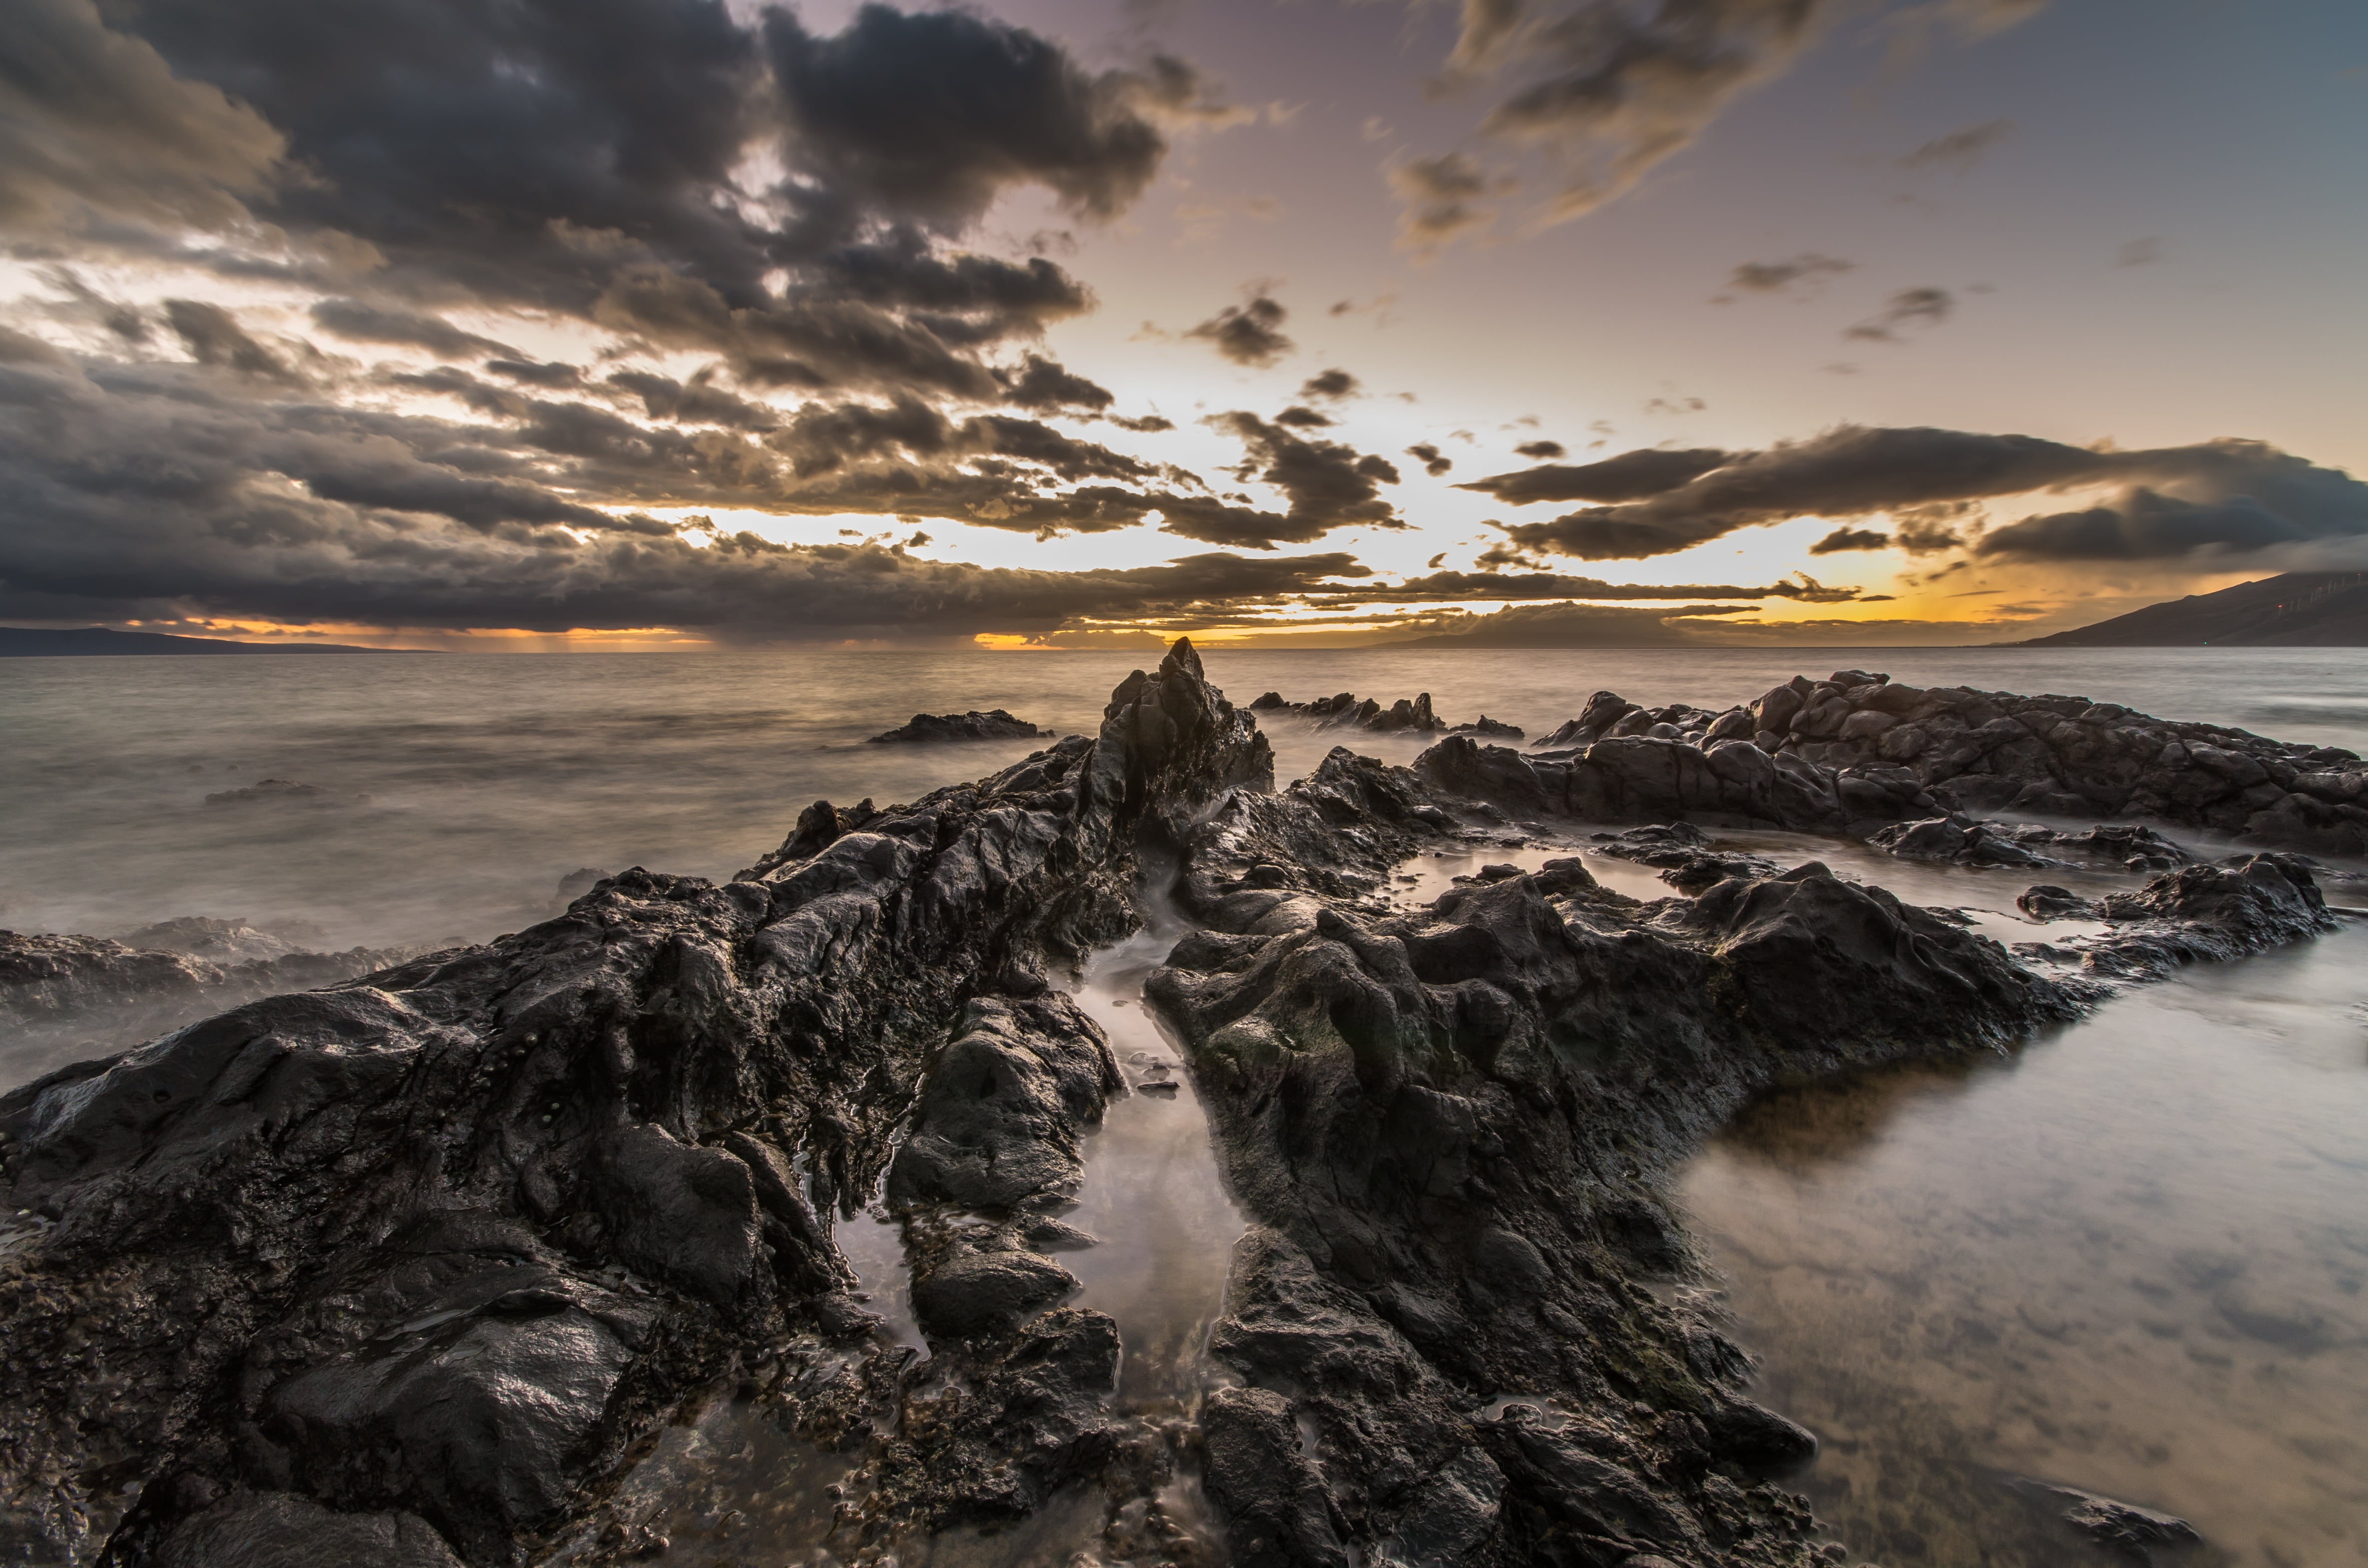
left=6, top=645, right=2368, bottom=1565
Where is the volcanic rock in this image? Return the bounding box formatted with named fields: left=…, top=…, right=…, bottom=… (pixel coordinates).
left=866, top=709, right=1043, bottom=743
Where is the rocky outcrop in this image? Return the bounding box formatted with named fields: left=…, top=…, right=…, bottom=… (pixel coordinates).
left=1149, top=814, right=2100, bottom=1567
left=0, top=639, right=1262, bottom=1567
left=1252, top=690, right=1448, bottom=734
left=866, top=709, right=1043, bottom=744
left=1587, top=823, right=1784, bottom=893
left=1550, top=671, right=2365, bottom=854
left=203, top=778, right=367, bottom=806
left=2019, top=854, right=2335, bottom=978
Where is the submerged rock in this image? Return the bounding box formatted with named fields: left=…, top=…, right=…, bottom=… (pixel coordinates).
left=866, top=709, right=1044, bottom=744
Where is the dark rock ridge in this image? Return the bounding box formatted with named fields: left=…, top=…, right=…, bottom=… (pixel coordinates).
left=2016, top=854, right=2334, bottom=979
left=0, top=641, right=2336, bottom=1568
left=1487, top=672, right=2364, bottom=856
left=865, top=709, right=1042, bottom=744
left=1589, top=822, right=1784, bottom=893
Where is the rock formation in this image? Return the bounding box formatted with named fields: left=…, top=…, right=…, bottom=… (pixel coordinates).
left=864, top=709, right=1042, bottom=744
left=1524, top=672, right=2362, bottom=855
left=0, top=642, right=2340, bottom=1568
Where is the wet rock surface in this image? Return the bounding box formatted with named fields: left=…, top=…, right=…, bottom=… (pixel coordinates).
left=0, top=642, right=2344, bottom=1568
left=865, top=709, right=1044, bottom=744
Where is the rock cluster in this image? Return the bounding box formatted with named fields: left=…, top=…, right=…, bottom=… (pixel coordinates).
left=865, top=709, right=1043, bottom=744
left=0, top=641, right=2338, bottom=1568
left=1554, top=671, right=2365, bottom=855
left=1252, top=689, right=1448, bottom=733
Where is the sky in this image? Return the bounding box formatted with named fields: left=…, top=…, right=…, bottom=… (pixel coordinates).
left=0, top=0, right=2363, bottom=649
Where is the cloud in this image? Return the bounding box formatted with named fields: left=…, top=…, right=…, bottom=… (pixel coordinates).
left=1719, top=253, right=1854, bottom=296
left=1478, top=423, right=2368, bottom=562
left=485, top=359, right=584, bottom=388
left=1808, top=525, right=1891, bottom=554
left=0, top=0, right=286, bottom=240
left=0, top=353, right=1389, bottom=637
left=39, top=0, right=1233, bottom=411
left=997, top=354, right=1115, bottom=412
left=1387, top=601, right=1753, bottom=647
left=1361, top=570, right=1861, bottom=602
left=161, top=299, right=295, bottom=380
left=309, top=300, right=517, bottom=361
left=1897, top=118, right=2012, bottom=172
left=1407, top=443, right=1453, bottom=477
left=1273, top=406, right=1332, bottom=428
left=1185, top=294, right=1294, bottom=366
left=1514, top=439, right=1565, bottom=459
left=1193, top=411, right=1407, bottom=544
left=1389, top=152, right=1497, bottom=249
left=1845, top=286, right=1954, bottom=342
left=2116, top=237, right=2163, bottom=268
left=1299, top=368, right=1359, bottom=399
left=1460, top=446, right=1732, bottom=504
left=606, top=370, right=781, bottom=430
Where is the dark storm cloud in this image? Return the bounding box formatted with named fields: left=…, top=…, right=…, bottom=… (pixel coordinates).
left=0, top=0, right=285, bottom=238
left=1185, top=295, right=1294, bottom=367
left=1461, top=446, right=1732, bottom=504
left=161, top=300, right=293, bottom=380
left=1845, top=286, right=1954, bottom=342
left=1808, top=525, right=1891, bottom=554
left=1360, top=570, right=1860, bottom=601
left=1299, top=369, right=1360, bottom=400
left=1514, top=439, right=1565, bottom=459
left=0, top=355, right=1380, bottom=636
left=1274, top=406, right=1332, bottom=429
left=997, top=354, right=1115, bottom=412
left=1407, top=443, right=1453, bottom=477
left=35, top=0, right=1233, bottom=404
left=606, top=371, right=781, bottom=430
left=1212, top=411, right=1404, bottom=538
left=485, top=359, right=584, bottom=389
left=763, top=5, right=1196, bottom=226
left=309, top=301, right=518, bottom=362
left=1478, top=424, right=2368, bottom=562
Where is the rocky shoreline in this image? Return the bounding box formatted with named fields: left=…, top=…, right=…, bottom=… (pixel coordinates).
left=0, top=644, right=2342, bottom=1568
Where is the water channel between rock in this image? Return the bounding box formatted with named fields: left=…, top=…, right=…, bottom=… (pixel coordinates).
left=551, top=926, right=1249, bottom=1568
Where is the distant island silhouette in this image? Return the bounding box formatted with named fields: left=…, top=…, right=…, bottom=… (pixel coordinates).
left=0, top=626, right=437, bottom=656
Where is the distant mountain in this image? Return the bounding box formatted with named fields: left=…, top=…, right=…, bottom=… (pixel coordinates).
left=2016, top=572, right=2368, bottom=647
left=0, top=626, right=434, bottom=657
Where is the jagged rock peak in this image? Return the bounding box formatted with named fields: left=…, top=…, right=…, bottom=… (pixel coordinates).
left=1080, top=638, right=1274, bottom=851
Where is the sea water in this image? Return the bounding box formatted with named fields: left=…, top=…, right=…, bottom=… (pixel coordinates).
left=4, top=644, right=2366, bottom=1566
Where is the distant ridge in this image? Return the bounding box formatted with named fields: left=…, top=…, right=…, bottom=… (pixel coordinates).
left=2015, top=572, right=2368, bottom=647
left=0, top=626, right=436, bottom=657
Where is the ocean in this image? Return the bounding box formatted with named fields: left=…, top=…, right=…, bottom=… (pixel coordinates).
left=5, top=644, right=2366, bottom=1567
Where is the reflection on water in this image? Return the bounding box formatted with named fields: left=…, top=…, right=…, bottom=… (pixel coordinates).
left=1679, top=923, right=2368, bottom=1568
left=1065, top=934, right=1250, bottom=1411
